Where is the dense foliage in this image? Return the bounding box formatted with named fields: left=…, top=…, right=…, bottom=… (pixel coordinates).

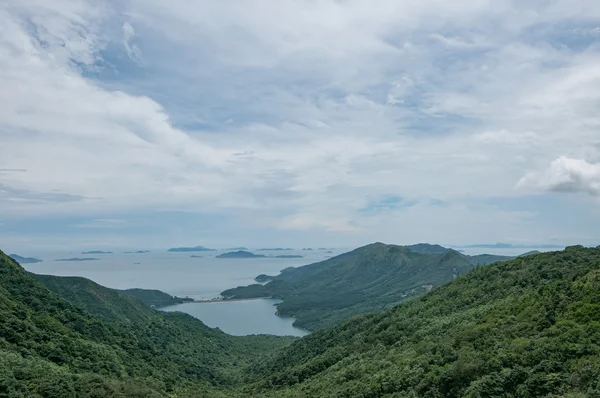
left=243, top=246, right=600, bottom=397
left=223, top=243, right=513, bottom=330
left=0, top=251, right=294, bottom=397
left=120, top=288, right=193, bottom=308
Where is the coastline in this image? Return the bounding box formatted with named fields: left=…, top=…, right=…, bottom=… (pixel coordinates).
left=188, top=296, right=273, bottom=304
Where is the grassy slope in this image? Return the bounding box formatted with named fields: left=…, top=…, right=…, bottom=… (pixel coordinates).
left=0, top=251, right=294, bottom=397
left=223, top=243, right=486, bottom=330
left=243, top=246, right=600, bottom=397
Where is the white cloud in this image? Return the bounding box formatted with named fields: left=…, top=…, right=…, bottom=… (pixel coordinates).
left=122, top=21, right=143, bottom=64
left=1, top=0, right=600, bottom=246
left=518, top=157, right=600, bottom=196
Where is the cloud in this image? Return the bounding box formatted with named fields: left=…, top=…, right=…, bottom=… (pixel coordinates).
left=122, top=21, right=143, bottom=64
left=518, top=157, right=600, bottom=196
left=2, top=0, right=600, bottom=247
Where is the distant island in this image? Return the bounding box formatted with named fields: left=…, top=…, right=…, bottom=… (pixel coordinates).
left=55, top=258, right=100, bottom=262
left=190, top=255, right=203, bottom=258
left=216, top=251, right=266, bottom=259
left=124, top=250, right=150, bottom=254
left=167, top=246, right=216, bottom=252
left=302, top=248, right=313, bottom=251
left=274, top=255, right=303, bottom=258
left=9, top=254, right=43, bottom=264
left=257, top=248, right=293, bottom=251
left=255, top=274, right=276, bottom=282
left=226, top=247, right=248, bottom=251
left=81, top=251, right=112, bottom=254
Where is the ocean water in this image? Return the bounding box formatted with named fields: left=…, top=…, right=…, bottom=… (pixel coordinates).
left=21, top=249, right=337, bottom=336
left=162, top=299, right=309, bottom=336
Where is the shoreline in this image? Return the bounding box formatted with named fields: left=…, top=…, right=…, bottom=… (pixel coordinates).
left=188, top=296, right=273, bottom=304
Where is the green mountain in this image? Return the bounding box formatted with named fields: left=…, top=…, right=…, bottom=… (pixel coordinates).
left=243, top=246, right=600, bottom=397
left=222, top=243, right=478, bottom=330
left=3, top=245, right=600, bottom=397
left=120, top=288, right=194, bottom=307
left=222, top=243, right=534, bottom=330
left=0, top=250, right=294, bottom=397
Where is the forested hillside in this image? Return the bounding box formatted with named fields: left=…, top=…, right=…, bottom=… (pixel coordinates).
left=222, top=243, right=512, bottom=330
left=242, top=246, right=600, bottom=397
left=0, top=251, right=294, bottom=397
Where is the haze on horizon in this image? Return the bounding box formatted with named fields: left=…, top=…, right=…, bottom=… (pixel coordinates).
left=2, top=0, right=600, bottom=252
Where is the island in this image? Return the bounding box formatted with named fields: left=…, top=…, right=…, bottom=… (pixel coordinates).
left=9, top=254, right=43, bottom=264
left=257, top=248, right=293, bottom=251
left=124, top=250, right=150, bottom=254
left=190, top=255, right=203, bottom=258
left=274, top=254, right=304, bottom=258
left=216, top=251, right=266, bottom=259
left=226, top=247, right=248, bottom=251
left=81, top=251, right=113, bottom=254
left=55, top=258, right=100, bottom=262
left=255, top=274, right=276, bottom=282
left=167, top=245, right=216, bottom=252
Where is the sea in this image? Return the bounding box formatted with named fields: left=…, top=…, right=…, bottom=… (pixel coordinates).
left=19, top=245, right=561, bottom=336
left=21, top=248, right=338, bottom=337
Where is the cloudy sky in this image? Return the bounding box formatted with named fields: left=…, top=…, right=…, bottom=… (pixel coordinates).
left=1, top=0, right=600, bottom=251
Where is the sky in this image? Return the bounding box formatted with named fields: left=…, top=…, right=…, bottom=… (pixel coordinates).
left=1, top=0, right=600, bottom=251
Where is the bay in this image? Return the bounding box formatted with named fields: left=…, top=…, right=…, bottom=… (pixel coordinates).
left=162, top=299, right=309, bottom=337
left=21, top=249, right=335, bottom=336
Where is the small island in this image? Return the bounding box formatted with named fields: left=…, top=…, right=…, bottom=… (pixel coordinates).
left=55, top=258, right=100, bottom=262
left=125, top=250, right=150, bottom=254
left=168, top=246, right=216, bottom=252
left=190, top=255, right=203, bottom=258
left=226, top=247, right=248, bottom=251
left=216, top=251, right=266, bottom=259
left=9, top=254, right=43, bottom=264
left=81, top=251, right=113, bottom=254
left=255, top=274, right=276, bottom=283
left=274, top=254, right=304, bottom=258
left=257, top=248, right=293, bottom=251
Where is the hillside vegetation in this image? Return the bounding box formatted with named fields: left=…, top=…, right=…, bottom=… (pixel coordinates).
left=242, top=245, right=600, bottom=397
left=222, top=243, right=513, bottom=330
left=0, top=251, right=294, bottom=397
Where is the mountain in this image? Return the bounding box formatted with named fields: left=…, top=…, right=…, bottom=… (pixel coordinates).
left=120, top=288, right=194, bottom=307
left=167, top=245, right=216, bottom=252
left=0, top=250, right=294, bottom=397
left=216, top=251, right=266, bottom=259
left=8, top=253, right=42, bottom=263
left=3, top=245, right=600, bottom=397
left=222, top=243, right=478, bottom=330
left=404, top=243, right=452, bottom=254
left=222, top=243, right=534, bottom=330
left=243, top=246, right=600, bottom=397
